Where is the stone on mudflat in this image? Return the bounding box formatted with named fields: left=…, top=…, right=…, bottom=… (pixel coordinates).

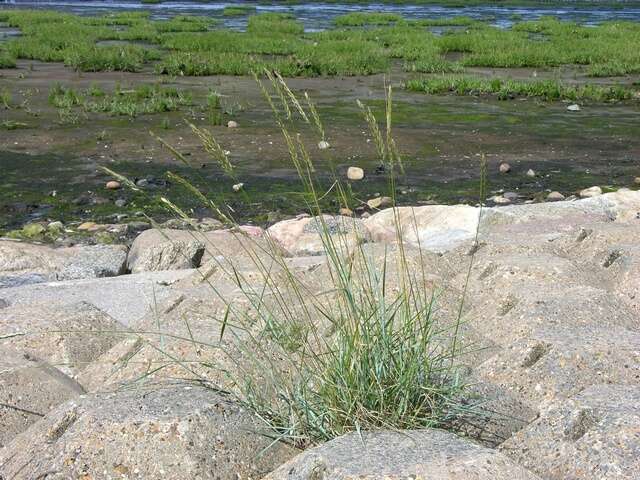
left=546, top=191, right=565, bottom=201
left=499, top=162, right=511, bottom=174
left=579, top=185, right=602, bottom=198
left=0, top=383, right=295, bottom=480
left=267, top=215, right=369, bottom=256
left=105, top=180, right=121, bottom=190
left=227, top=120, right=239, bottom=128
left=0, top=346, right=84, bottom=448
left=501, top=385, right=640, bottom=480
left=265, top=429, right=540, bottom=480
left=366, top=196, right=393, bottom=210
left=347, top=166, right=364, bottom=181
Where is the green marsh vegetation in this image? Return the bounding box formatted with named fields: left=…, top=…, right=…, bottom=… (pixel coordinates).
left=0, top=10, right=638, bottom=98
left=47, top=82, right=193, bottom=118
left=103, top=73, right=480, bottom=446
left=222, top=5, right=257, bottom=16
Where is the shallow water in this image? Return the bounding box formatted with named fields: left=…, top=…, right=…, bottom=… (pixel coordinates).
left=3, top=0, right=640, bottom=30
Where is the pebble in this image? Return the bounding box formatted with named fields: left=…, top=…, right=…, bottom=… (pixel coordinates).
left=47, top=221, right=64, bottom=231
left=227, top=120, right=239, bottom=129
left=567, top=104, right=581, bottom=112
left=339, top=207, right=354, bottom=217
left=105, top=180, right=121, bottom=190
left=232, top=183, right=244, bottom=192
left=115, top=198, right=127, bottom=208
left=77, top=222, right=98, bottom=231
left=579, top=186, right=603, bottom=198
left=318, top=140, right=331, bottom=150
left=634, top=177, right=640, bottom=185
left=547, top=191, right=565, bottom=202
left=526, top=169, right=536, bottom=178
left=491, top=195, right=511, bottom=205
left=499, top=162, right=511, bottom=174
left=347, top=166, right=365, bottom=181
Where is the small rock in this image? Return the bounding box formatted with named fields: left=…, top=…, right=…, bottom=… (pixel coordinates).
left=547, top=191, right=565, bottom=202
left=347, top=166, right=364, bottom=181
left=105, top=180, right=121, bottom=190
left=499, top=162, right=511, bottom=174
left=567, top=104, right=581, bottom=112
left=339, top=207, right=354, bottom=217
left=579, top=186, right=602, bottom=198
left=47, top=221, right=64, bottom=232
left=77, top=222, right=98, bottom=231
left=232, top=183, right=244, bottom=192
left=491, top=195, right=511, bottom=205
left=318, top=140, right=330, bottom=150
left=367, top=196, right=393, bottom=210
left=634, top=177, right=640, bottom=185
left=526, top=169, right=536, bottom=178
left=227, top=120, right=239, bottom=129
left=114, top=198, right=127, bottom=208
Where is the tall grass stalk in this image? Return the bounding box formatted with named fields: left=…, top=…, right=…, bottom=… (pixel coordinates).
left=139, top=73, right=475, bottom=447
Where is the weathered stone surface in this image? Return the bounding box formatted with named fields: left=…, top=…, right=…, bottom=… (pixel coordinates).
left=267, top=215, right=369, bottom=256
left=0, top=302, right=126, bottom=379
left=475, top=326, right=640, bottom=410
left=0, top=269, right=194, bottom=326
left=0, top=346, right=84, bottom=448
left=57, top=244, right=128, bottom=280
left=501, top=385, right=640, bottom=480
left=264, top=429, right=540, bottom=480
left=128, top=229, right=205, bottom=272
left=0, top=382, right=295, bottom=479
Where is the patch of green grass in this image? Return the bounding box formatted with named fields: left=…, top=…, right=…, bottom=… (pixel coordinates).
left=334, top=12, right=403, bottom=26
left=86, top=84, right=193, bottom=117
left=2, top=8, right=640, bottom=85
left=0, top=120, right=28, bottom=130
left=247, top=12, right=304, bottom=36
left=64, top=44, right=161, bottom=72
left=406, top=76, right=636, bottom=101
left=222, top=5, right=256, bottom=16
left=0, top=50, right=17, bottom=68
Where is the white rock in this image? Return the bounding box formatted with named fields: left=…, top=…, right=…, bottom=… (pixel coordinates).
left=499, top=163, right=511, bottom=174
left=579, top=186, right=602, bottom=198
left=491, top=195, right=512, bottom=205
left=526, top=169, right=536, bottom=178
left=232, top=182, right=244, bottom=192
left=347, top=166, right=364, bottom=181
left=365, top=204, right=495, bottom=252
left=227, top=120, right=239, bottom=128
left=567, top=104, right=581, bottom=112
left=318, top=140, right=330, bottom=150
left=546, top=191, right=565, bottom=201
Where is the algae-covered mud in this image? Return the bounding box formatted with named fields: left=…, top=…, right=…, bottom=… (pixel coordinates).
left=0, top=4, right=639, bottom=238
